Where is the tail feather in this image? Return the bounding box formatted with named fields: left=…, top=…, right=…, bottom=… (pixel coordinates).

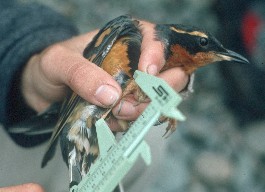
left=41, top=137, right=59, bottom=168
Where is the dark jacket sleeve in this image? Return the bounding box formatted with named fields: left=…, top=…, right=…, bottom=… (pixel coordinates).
left=0, top=1, right=78, bottom=127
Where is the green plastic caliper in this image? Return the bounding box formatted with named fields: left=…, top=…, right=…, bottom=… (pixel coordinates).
left=70, top=70, right=186, bottom=192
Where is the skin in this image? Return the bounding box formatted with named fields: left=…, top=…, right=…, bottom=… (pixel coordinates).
left=0, top=183, right=45, bottom=192
left=9, top=20, right=188, bottom=190
left=22, top=21, right=188, bottom=117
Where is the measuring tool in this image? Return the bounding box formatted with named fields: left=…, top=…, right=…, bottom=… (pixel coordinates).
left=70, top=70, right=186, bottom=192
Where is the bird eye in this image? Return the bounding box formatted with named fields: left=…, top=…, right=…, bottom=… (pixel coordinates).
left=199, top=37, right=208, bottom=47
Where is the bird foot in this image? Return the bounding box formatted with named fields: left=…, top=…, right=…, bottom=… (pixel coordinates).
left=162, top=119, right=177, bottom=138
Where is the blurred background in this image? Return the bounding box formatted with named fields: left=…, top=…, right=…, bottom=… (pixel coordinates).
left=1, top=0, right=264, bottom=191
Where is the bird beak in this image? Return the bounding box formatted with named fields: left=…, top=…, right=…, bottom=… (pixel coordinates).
left=217, top=50, right=249, bottom=64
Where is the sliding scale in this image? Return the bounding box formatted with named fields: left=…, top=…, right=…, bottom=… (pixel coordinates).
left=70, top=70, right=186, bottom=192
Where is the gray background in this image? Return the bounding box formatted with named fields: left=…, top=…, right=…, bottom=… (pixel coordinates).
left=1, top=0, right=265, bottom=191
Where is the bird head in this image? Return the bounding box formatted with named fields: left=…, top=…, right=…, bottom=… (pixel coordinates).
left=155, top=24, right=249, bottom=74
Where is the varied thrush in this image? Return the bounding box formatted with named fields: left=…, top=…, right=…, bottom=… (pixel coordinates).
left=10, top=15, right=249, bottom=188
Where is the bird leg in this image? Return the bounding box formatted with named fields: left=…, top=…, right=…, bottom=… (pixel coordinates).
left=122, top=79, right=148, bottom=104
left=154, top=116, right=178, bottom=138
left=162, top=118, right=178, bottom=138
left=120, top=79, right=178, bottom=136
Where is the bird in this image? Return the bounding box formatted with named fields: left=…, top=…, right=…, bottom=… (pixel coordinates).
left=43, top=15, right=143, bottom=188
left=9, top=15, right=249, bottom=189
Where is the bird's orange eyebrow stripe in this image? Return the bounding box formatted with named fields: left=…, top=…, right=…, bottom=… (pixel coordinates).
left=170, top=26, right=208, bottom=38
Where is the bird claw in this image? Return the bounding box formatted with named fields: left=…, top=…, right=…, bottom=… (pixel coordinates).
left=162, top=119, right=177, bottom=138
left=116, top=100, right=124, bottom=115
left=101, top=108, right=112, bottom=119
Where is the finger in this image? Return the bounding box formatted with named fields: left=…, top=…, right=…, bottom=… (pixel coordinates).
left=157, top=67, right=189, bottom=92
left=0, top=183, right=45, bottom=192
left=41, top=46, right=122, bottom=108
left=61, top=54, right=122, bottom=107
left=112, top=67, right=188, bottom=120
left=138, top=20, right=165, bottom=75
left=112, top=95, right=149, bottom=120
left=105, top=117, right=128, bottom=132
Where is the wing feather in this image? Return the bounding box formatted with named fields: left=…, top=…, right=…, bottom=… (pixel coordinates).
left=42, top=15, right=140, bottom=166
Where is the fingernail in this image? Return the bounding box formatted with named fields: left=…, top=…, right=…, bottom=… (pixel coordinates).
left=147, top=64, right=158, bottom=75
left=95, top=85, right=119, bottom=107
left=114, top=100, right=135, bottom=117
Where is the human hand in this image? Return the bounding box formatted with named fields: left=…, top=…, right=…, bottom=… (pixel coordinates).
left=111, top=20, right=189, bottom=121
left=21, top=20, right=188, bottom=129
left=0, top=183, right=44, bottom=192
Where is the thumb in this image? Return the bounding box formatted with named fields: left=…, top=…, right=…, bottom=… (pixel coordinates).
left=29, top=44, right=122, bottom=111
left=57, top=53, right=122, bottom=107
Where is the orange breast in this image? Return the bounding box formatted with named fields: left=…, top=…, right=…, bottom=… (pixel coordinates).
left=162, top=44, right=220, bottom=74
left=162, top=44, right=195, bottom=74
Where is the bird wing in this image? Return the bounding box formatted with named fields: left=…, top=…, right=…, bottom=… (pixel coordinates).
left=42, top=15, right=140, bottom=167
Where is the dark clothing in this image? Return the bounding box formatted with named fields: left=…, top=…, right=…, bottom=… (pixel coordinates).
left=0, top=1, right=78, bottom=127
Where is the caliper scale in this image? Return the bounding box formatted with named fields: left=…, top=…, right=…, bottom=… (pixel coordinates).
left=70, top=70, right=186, bottom=192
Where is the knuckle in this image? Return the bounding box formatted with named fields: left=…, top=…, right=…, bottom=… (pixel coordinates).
left=172, top=68, right=189, bottom=86
left=39, top=44, right=67, bottom=72
left=41, top=44, right=66, bottom=62
left=47, top=43, right=67, bottom=55
left=65, top=62, right=87, bottom=90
